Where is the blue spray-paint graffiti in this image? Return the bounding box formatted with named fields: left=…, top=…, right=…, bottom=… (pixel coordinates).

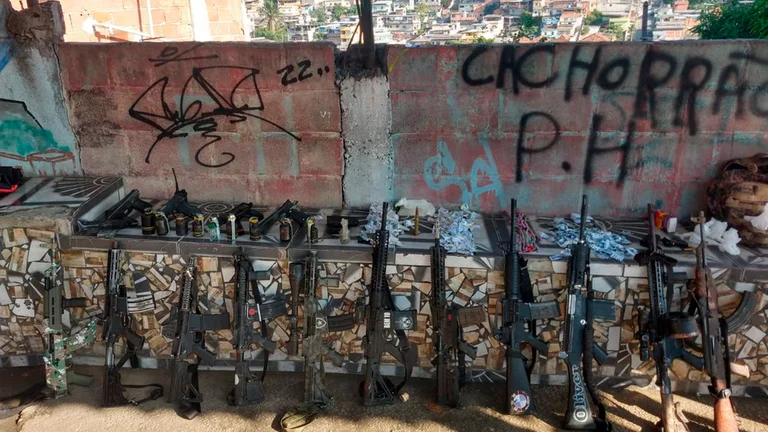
left=424, top=137, right=506, bottom=207
left=0, top=99, right=74, bottom=175
left=0, top=5, right=14, bottom=74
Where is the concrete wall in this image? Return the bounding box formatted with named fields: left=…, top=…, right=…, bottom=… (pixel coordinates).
left=0, top=1, right=81, bottom=176
left=387, top=42, right=768, bottom=216
left=60, top=41, right=343, bottom=206
left=2, top=4, right=768, bottom=215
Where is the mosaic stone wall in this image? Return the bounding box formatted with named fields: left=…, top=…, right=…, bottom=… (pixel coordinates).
left=2, top=240, right=767, bottom=388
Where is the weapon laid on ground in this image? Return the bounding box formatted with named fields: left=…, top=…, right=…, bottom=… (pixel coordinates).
left=257, top=200, right=310, bottom=234
left=360, top=202, right=418, bottom=406
left=102, top=241, right=163, bottom=407
left=77, top=189, right=152, bottom=233
left=430, top=223, right=485, bottom=407
left=280, top=251, right=359, bottom=431
left=690, top=211, right=741, bottom=432
left=560, top=195, right=615, bottom=431
left=635, top=204, right=703, bottom=432
left=167, top=261, right=230, bottom=419
left=494, top=199, right=560, bottom=415
left=43, top=247, right=98, bottom=398
left=229, top=250, right=286, bottom=406
left=216, top=202, right=264, bottom=238
left=161, top=169, right=202, bottom=220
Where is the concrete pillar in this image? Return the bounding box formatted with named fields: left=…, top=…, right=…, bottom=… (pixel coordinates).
left=340, top=75, right=392, bottom=208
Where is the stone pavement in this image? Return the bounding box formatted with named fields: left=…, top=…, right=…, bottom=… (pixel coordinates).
left=2, top=365, right=768, bottom=432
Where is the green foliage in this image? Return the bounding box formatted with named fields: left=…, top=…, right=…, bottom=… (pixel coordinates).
left=312, top=8, right=326, bottom=24
left=259, top=0, right=283, bottom=32
left=252, top=28, right=287, bottom=41
left=483, top=1, right=499, bottom=15
left=693, top=0, right=768, bottom=40
left=331, top=4, right=347, bottom=20
left=584, top=10, right=603, bottom=26
left=605, top=23, right=626, bottom=40
left=518, top=12, right=541, bottom=38
left=475, top=36, right=495, bottom=44
left=415, top=3, right=430, bottom=24
left=314, top=31, right=328, bottom=41
left=345, top=5, right=359, bottom=15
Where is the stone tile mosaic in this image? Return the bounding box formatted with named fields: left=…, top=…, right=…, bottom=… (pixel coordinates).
left=1, top=228, right=767, bottom=390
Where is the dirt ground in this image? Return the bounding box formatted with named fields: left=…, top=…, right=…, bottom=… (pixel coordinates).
left=1, top=365, right=767, bottom=432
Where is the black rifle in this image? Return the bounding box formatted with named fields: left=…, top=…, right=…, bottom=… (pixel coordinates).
left=281, top=251, right=358, bottom=430
left=635, top=205, right=703, bottom=432
left=78, top=189, right=151, bottom=233
left=561, top=195, right=615, bottom=431
left=495, top=199, right=560, bottom=415
left=167, top=261, right=230, bottom=419
left=430, top=225, right=484, bottom=407
left=229, top=250, right=286, bottom=406
left=102, top=242, right=163, bottom=407
left=360, top=202, right=418, bottom=406
left=161, top=169, right=202, bottom=219
left=691, top=211, right=743, bottom=431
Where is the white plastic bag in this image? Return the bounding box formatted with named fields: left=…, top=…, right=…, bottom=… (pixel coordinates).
left=719, top=228, right=741, bottom=255
left=744, top=203, right=768, bottom=231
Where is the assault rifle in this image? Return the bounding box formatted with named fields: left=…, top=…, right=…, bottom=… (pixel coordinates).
left=281, top=251, right=358, bottom=430
left=167, top=261, right=230, bottom=419
left=430, top=224, right=485, bottom=407
left=43, top=248, right=97, bottom=398
left=361, top=202, right=418, bottom=406
left=102, top=242, right=163, bottom=407
left=634, top=204, right=703, bottom=432
left=691, top=211, right=741, bottom=432
left=229, top=250, right=286, bottom=406
left=560, top=195, right=615, bottom=431
left=160, top=169, right=202, bottom=219
left=78, top=189, right=151, bottom=233
left=495, top=199, right=560, bottom=415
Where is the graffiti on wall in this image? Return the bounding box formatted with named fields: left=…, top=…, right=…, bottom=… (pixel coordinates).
left=0, top=99, right=75, bottom=175
left=424, top=137, right=505, bottom=207
left=420, top=45, right=768, bottom=209
left=131, top=44, right=306, bottom=168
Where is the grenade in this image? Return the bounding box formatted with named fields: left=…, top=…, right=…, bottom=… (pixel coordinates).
left=155, top=212, right=169, bottom=236
left=249, top=217, right=262, bottom=241
left=279, top=218, right=292, bottom=243
left=141, top=208, right=155, bottom=235
left=192, top=214, right=204, bottom=237
left=175, top=215, right=188, bottom=236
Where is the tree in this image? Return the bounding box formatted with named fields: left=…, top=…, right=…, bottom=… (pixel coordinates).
left=693, top=0, right=768, bottom=39
left=312, top=8, right=327, bottom=25
left=483, top=1, right=499, bottom=15
left=331, top=4, right=347, bottom=20
left=605, top=23, right=626, bottom=40
left=252, top=28, right=287, bottom=41
left=314, top=31, right=328, bottom=41
left=584, top=10, right=603, bottom=26
left=415, top=3, right=430, bottom=24
left=260, top=0, right=283, bottom=32
left=475, top=36, right=495, bottom=44
left=518, top=12, right=541, bottom=38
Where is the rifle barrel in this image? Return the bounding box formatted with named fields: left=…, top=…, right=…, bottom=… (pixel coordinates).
left=647, top=204, right=657, bottom=253
left=579, top=194, right=588, bottom=241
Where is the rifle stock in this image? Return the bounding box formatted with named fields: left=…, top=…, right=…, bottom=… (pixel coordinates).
left=497, top=199, right=559, bottom=416
left=361, top=202, right=418, bottom=406
left=167, top=261, right=229, bottom=419
left=561, top=195, right=612, bottom=431
left=229, top=250, right=285, bottom=407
